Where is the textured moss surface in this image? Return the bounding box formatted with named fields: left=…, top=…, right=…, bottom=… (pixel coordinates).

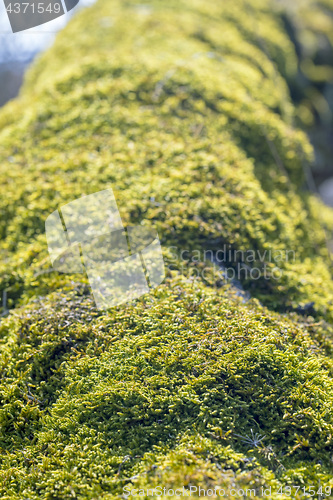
left=0, top=0, right=332, bottom=498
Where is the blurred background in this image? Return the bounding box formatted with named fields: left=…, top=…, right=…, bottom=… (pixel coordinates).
left=278, top=0, right=333, bottom=206
left=0, top=0, right=332, bottom=204
left=0, top=0, right=95, bottom=105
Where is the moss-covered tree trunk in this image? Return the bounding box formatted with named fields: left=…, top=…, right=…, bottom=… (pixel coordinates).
left=0, top=0, right=332, bottom=497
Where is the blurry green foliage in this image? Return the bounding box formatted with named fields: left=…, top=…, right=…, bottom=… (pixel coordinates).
left=278, top=0, right=333, bottom=178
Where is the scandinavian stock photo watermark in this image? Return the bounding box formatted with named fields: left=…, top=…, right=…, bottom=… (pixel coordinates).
left=123, top=484, right=332, bottom=498
left=45, top=188, right=165, bottom=309
left=167, top=245, right=295, bottom=283
left=1, top=0, right=80, bottom=33
left=45, top=188, right=295, bottom=310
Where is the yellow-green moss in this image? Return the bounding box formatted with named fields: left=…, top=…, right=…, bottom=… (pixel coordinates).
left=0, top=0, right=332, bottom=497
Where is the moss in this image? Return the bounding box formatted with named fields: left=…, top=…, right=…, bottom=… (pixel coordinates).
left=0, top=0, right=332, bottom=497
left=0, top=282, right=333, bottom=497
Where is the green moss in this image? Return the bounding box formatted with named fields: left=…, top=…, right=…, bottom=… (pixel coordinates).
left=0, top=0, right=332, bottom=497
left=0, top=282, right=333, bottom=497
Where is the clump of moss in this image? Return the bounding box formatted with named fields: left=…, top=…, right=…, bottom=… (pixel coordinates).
left=0, top=0, right=332, bottom=497
left=0, top=281, right=333, bottom=498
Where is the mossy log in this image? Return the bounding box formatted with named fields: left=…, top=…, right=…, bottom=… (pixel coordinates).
left=0, top=0, right=332, bottom=497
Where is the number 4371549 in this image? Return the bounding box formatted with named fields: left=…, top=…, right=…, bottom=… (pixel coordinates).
left=277, top=485, right=332, bottom=497
left=6, top=3, right=62, bottom=14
